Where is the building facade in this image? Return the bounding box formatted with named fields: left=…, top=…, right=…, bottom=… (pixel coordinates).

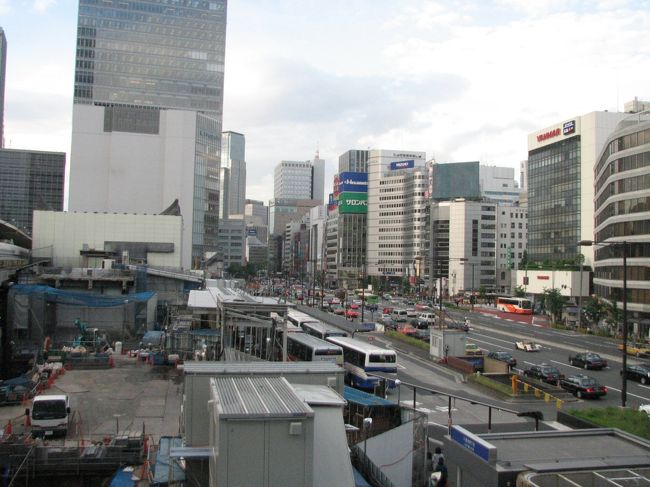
left=593, top=112, right=650, bottom=331
left=0, top=149, right=65, bottom=235
left=366, top=150, right=428, bottom=282
left=338, top=149, right=369, bottom=173
left=479, top=165, right=520, bottom=204
left=69, top=0, right=227, bottom=269
left=527, top=111, right=628, bottom=266
left=220, top=131, right=246, bottom=217
left=217, top=218, right=246, bottom=270
left=0, top=27, right=6, bottom=148
left=273, top=155, right=325, bottom=204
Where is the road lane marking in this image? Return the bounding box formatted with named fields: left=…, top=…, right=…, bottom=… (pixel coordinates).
left=551, top=359, right=579, bottom=370
left=604, top=386, right=650, bottom=401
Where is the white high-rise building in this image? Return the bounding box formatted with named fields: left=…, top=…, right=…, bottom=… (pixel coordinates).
left=68, top=0, right=227, bottom=269
left=366, top=149, right=428, bottom=280
left=220, top=131, right=246, bottom=217
left=479, top=165, right=520, bottom=204
left=273, top=154, right=325, bottom=204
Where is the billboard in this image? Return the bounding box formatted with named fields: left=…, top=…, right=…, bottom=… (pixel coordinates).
left=338, top=172, right=368, bottom=193
left=338, top=192, right=367, bottom=214
left=389, top=159, right=414, bottom=171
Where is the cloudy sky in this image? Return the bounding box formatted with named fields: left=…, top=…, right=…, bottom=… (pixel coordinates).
left=1, top=0, right=649, bottom=204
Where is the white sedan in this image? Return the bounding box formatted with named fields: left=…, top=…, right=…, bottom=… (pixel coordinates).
left=515, top=340, right=542, bottom=352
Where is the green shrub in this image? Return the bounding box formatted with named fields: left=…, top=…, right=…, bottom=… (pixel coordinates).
left=569, top=407, right=650, bottom=440
left=385, top=330, right=429, bottom=351
left=468, top=373, right=515, bottom=397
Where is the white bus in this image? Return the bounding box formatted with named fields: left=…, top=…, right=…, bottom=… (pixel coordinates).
left=300, top=320, right=348, bottom=340
left=286, top=333, right=344, bottom=365
left=325, top=336, right=397, bottom=391
left=287, top=309, right=321, bottom=328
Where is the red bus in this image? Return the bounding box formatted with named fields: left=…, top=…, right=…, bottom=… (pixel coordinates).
left=496, top=297, right=533, bottom=314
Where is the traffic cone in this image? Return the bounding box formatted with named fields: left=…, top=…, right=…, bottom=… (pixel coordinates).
left=5, top=420, right=13, bottom=435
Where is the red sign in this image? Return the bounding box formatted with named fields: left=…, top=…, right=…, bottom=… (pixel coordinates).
left=537, top=275, right=550, bottom=280
left=536, top=128, right=561, bottom=142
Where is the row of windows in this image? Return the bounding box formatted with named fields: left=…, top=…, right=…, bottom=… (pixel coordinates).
left=595, top=151, right=650, bottom=193
left=595, top=265, right=650, bottom=281
left=594, top=284, right=650, bottom=308
left=596, top=127, right=650, bottom=176
left=596, top=173, right=650, bottom=209
left=595, top=242, right=650, bottom=260
left=595, top=195, right=650, bottom=227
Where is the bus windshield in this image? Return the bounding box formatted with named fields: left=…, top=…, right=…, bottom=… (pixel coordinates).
left=32, top=400, right=67, bottom=420
left=369, top=353, right=396, bottom=363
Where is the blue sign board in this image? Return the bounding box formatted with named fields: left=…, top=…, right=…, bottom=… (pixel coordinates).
left=339, top=172, right=368, bottom=193
left=450, top=426, right=493, bottom=462
left=247, top=229, right=257, bottom=236
left=563, top=120, right=576, bottom=136
left=389, top=159, right=414, bottom=171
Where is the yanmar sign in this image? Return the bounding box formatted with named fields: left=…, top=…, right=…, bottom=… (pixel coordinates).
left=537, top=128, right=561, bottom=142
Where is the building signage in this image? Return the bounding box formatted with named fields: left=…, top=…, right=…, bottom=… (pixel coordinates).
left=451, top=426, right=493, bottom=462
left=389, top=160, right=415, bottom=171
left=338, top=192, right=367, bottom=214
left=338, top=172, right=368, bottom=193
left=247, top=229, right=257, bottom=236
left=563, top=120, right=576, bottom=135
left=537, top=275, right=550, bottom=280
left=333, top=175, right=340, bottom=198
left=536, top=128, right=561, bottom=142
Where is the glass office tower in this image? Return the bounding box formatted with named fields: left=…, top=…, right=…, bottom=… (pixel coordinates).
left=70, top=0, right=227, bottom=268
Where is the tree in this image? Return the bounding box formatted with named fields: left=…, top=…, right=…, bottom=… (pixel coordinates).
left=583, top=296, right=607, bottom=327
left=543, top=288, right=567, bottom=324
left=513, top=285, right=526, bottom=298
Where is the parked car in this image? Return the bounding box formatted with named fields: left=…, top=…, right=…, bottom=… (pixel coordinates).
left=414, top=328, right=430, bottom=342
left=464, top=343, right=483, bottom=356
left=623, top=364, right=650, bottom=385
left=617, top=343, right=650, bottom=358
left=397, top=323, right=418, bottom=336
left=331, top=305, right=345, bottom=315
left=487, top=351, right=517, bottom=367
left=515, top=340, right=542, bottom=352
left=417, top=313, right=437, bottom=326
left=448, top=320, right=469, bottom=332
left=559, top=374, right=607, bottom=399
left=568, top=352, right=607, bottom=370
left=523, top=364, right=564, bottom=384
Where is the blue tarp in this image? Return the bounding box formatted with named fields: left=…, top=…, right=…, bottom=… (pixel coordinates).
left=9, top=284, right=155, bottom=308
left=151, top=436, right=185, bottom=485
left=344, top=386, right=396, bottom=407
left=109, top=469, right=135, bottom=487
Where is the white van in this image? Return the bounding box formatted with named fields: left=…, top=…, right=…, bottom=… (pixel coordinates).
left=28, top=394, right=71, bottom=437
left=391, top=309, right=409, bottom=322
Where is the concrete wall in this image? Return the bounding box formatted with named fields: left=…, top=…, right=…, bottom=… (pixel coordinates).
left=32, top=210, right=183, bottom=268
left=68, top=105, right=197, bottom=268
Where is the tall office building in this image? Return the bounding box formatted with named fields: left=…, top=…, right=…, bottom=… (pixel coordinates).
left=273, top=154, right=325, bottom=204
left=338, top=149, right=368, bottom=174
left=220, top=131, right=246, bottom=217
left=68, top=0, right=228, bottom=269
left=366, top=149, right=428, bottom=281
left=0, top=27, right=6, bottom=148
left=0, top=149, right=66, bottom=234
left=527, top=111, right=628, bottom=266
left=593, top=112, right=650, bottom=332
left=479, top=165, right=520, bottom=204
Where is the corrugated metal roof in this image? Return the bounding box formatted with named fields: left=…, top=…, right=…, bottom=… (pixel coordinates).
left=211, top=376, right=314, bottom=419
left=182, top=361, right=342, bottom=375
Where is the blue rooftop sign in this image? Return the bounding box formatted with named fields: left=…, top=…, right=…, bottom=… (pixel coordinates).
left=451, top=425, right=494, bottom=463
left=389, top=159, right=414, bottom=170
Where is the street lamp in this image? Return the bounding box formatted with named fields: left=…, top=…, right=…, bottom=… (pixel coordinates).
left=579, top=239, right=628, bottom=407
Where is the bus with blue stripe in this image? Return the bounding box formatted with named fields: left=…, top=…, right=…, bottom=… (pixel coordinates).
left=286, top=333, right=344, bottom=366
left=300, top=320, right=348, bottom=340
left=325, top=336, right=397, bottom=391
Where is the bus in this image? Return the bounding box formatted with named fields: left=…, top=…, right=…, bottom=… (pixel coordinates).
left=325, top=336, right=397, bottom=391
left=300, top=320, right=348, bottom=340
left=286, top=333, right=344, bottom=365
left=496, top=296, right=533, bottom=314
left=287, top=309, right=321, bottom=328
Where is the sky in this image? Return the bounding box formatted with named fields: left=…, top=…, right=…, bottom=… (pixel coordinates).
left=1, top=0, right=650, bottom=205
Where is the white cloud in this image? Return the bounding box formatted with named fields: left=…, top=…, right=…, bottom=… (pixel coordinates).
left=32, top=0, right=57, bottom=13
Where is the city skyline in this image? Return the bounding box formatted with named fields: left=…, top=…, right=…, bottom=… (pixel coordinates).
left=1, top=0, right=649, bottom=203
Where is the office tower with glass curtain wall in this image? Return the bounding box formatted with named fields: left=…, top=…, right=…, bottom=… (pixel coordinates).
left=68, top=0, right=227, bottom=269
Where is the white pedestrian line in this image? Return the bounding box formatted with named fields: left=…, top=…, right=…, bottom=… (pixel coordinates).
left=605, top=386, right=650, bottom=402
left=396, top=364, right=407, bottom=370
left=435, top=406, right=458, bottom=412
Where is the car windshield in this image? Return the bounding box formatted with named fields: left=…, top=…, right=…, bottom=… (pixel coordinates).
left=541, top=367, right=559, bottom=374
left=579, top=378, right=597, bottom=386
left=32, top=400, right=66, bottom=420
left=585, top=353, right=601, bottom=359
